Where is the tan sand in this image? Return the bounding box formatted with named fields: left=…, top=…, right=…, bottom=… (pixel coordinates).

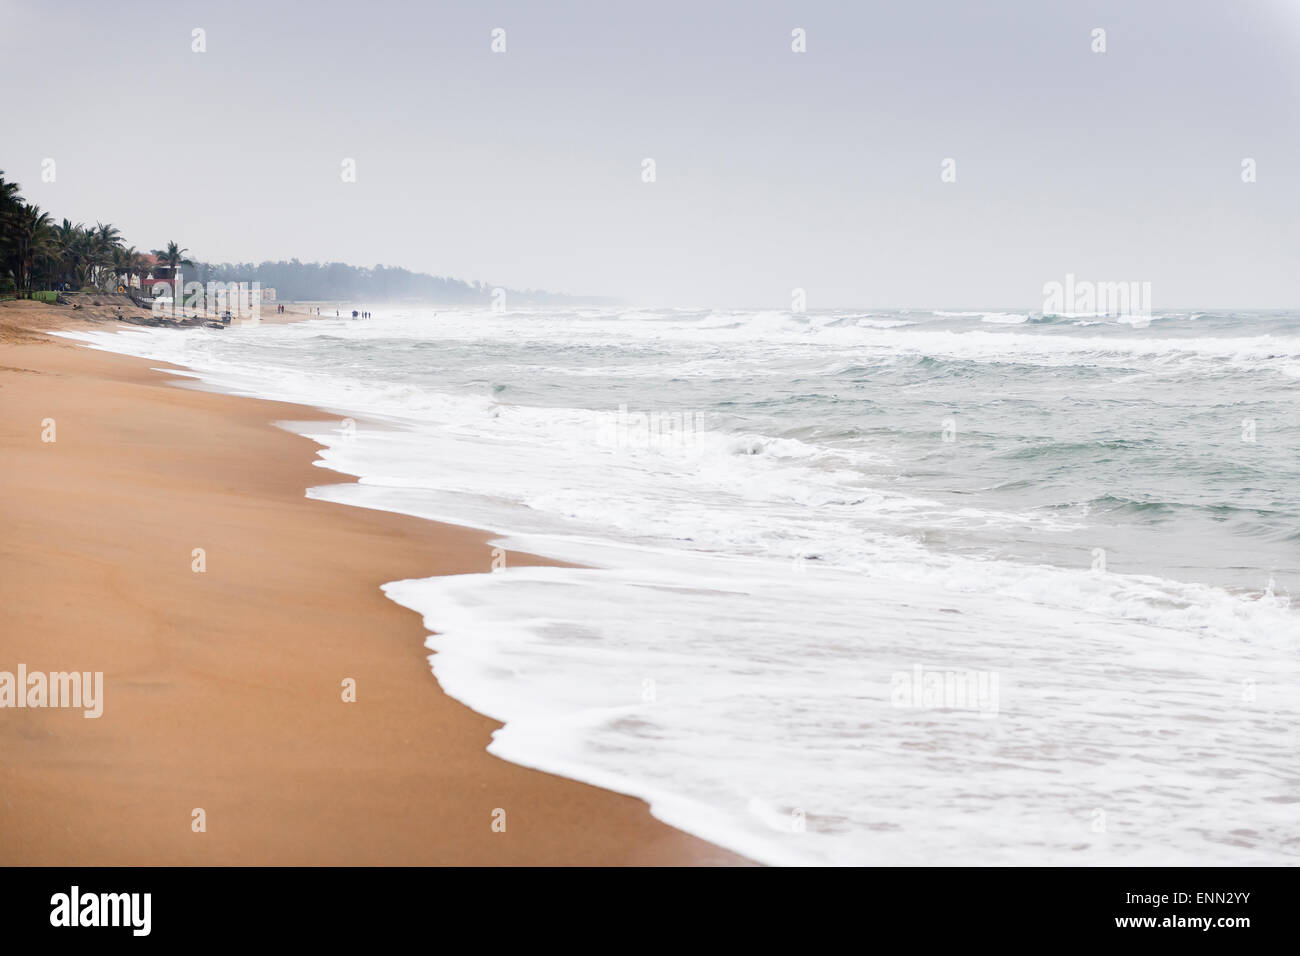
left=0, top=299, right=748, bottom=865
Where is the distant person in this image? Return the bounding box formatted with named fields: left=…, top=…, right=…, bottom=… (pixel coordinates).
left=352, top=310, right=359, bottom=319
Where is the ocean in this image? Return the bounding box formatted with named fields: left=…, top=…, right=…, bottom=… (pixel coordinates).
left=62, top=307, right=1300, bottom=865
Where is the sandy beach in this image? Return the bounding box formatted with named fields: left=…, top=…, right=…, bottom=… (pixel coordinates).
left=0, top=300, right=746, bottom=866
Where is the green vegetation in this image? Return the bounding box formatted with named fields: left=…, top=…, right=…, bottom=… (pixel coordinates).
left=152, top=241, right=192, bottom=278
left=197, top=259, right=503, bottom=304
left=0, top=170, right=163, bottom=295
left=1, top=169, right=607, bottom=305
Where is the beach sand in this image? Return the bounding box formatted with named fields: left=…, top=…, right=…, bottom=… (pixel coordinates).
left=0, top=300, right=748, bottom=865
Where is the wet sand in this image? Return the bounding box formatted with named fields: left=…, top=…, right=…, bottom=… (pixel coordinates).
left=0, top=300, right=748, bottom=865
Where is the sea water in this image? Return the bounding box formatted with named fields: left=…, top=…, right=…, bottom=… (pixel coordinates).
left=61, top=307, right=1300, bottom=865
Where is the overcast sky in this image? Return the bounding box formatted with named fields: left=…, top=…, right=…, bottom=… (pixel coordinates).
left=3, top=0, right=1297, bottom=308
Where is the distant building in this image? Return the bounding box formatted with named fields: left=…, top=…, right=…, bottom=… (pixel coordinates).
left=127, top=256, right=275, bottom=309
left=133, top=254, right=179, bottom=296
left=129, top=254, right=157, bottom=291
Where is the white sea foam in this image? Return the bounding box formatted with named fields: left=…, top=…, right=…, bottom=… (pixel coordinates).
left=53, top=308, right=1300, bottom=865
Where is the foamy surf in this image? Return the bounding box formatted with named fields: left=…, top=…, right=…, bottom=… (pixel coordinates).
left=56, top=306, right=1300, bottom=865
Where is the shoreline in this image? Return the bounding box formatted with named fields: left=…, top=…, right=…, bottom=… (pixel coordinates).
left=0, top=300, right=750, bottom=865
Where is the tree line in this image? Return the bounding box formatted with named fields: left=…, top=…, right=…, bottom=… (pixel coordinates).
left=1, top=170, right=608, bottom=305
left=192, top=259, right=606, bottom=305
left=0, top=170, right=191, bottom=295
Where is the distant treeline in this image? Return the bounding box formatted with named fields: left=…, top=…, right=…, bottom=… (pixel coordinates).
left=193, top=259, right=614, bottom=306
left=2, top=168, right=609, bottom=305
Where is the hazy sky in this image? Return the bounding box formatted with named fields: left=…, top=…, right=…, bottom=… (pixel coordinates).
left=3, top=0, right=1298, bottom=307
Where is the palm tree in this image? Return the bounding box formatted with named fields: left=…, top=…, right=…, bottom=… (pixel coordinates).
left=85, top=222, right=121, bottom=289
left=0, top=172, right=20, bottom=232
left=0, top=172, right=20, bottom=229
left=0, top=175, right=205, bottom=298
left=151, top=241, right=192, bottom=279
left=0, top=175, right=211, bottom=299
left=70, top=225, right=98, bottom=289
left=133, top=250, right=154, bottom=287
left=113, top=245, right=146, bottom=289
left=94, top=222, right=121, bottom=248
left=51, top=218, right=84, bottom=289
left=0, top=171, right=19, bottom=206
left=13, top=204, right=54, bottom=291
left=0, top=171, right=24, bottom=289
left=112, top=245, right=130, bottom=289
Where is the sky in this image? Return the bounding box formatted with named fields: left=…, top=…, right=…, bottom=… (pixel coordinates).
left=3, top=0, right=1298, bottom=308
